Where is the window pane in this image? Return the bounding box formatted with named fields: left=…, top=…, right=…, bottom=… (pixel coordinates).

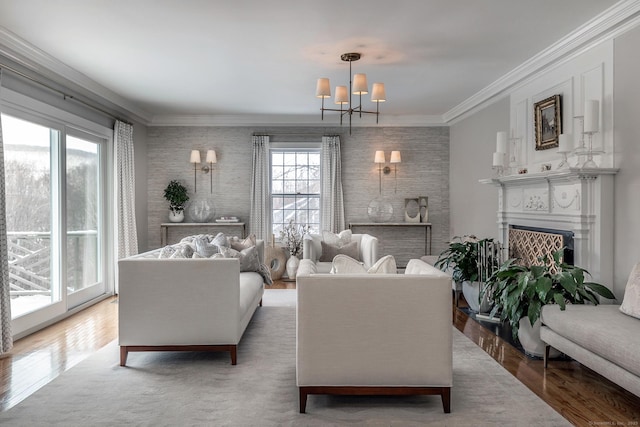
left=271, top=150, right=322, bottom=237
left=66, top=135, right=100, bottom=293
left=2, top=114, right=58, bottom=318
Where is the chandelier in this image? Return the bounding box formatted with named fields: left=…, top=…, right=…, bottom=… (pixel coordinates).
left=315, top=52, right=386, bottom=133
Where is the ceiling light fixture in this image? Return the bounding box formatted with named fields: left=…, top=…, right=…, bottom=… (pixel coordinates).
left=316, top=52, right=386, bottom=134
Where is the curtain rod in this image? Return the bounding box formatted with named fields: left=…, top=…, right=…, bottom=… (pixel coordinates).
left=0, top=62, right=132, bottom=125
left=252, top=132, right=340, bottom=137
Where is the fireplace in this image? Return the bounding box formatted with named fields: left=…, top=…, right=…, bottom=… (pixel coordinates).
left=508, top=225, right=574, bottom=271
left=481, top=169, right=617, bottom=285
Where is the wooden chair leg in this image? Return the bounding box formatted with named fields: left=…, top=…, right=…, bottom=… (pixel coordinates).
left=299, top=388, right=308, bottom=413
left=441, top=387, right=451, bottom=413
left=544, top=345, right=550, bottom=368
left=120, top=346, right=128, bottom=367
left=230, top=346, right=237, bottom=365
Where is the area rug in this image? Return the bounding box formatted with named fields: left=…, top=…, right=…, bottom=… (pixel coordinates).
left=0, top=289, right=569, bottom=426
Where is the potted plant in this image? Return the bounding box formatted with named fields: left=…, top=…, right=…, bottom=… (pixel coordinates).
left=163, top=180, right=189, bottom=222
left=434, top=235, right=500, bottom=312
left=484, top=249, right=615, bottom=357
left=279, top=219, right=310, bottom=279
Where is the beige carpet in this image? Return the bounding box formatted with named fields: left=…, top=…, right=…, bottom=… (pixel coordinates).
left=0, top=290, right=569, bottom=426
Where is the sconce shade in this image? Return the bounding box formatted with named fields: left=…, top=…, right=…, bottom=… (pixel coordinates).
left=352, top=73, right=368, bottom=95
left=316, top=78, right=331, bottom=98
left=206, top=150, right=217, bottom=163
left=371, top=83, right=386, bottom=102
left=390, top=150, right=401, bottom=163
left=190, top=150, right=201, bottom=164
left=374, top=150, right=386, bottom=164
left=334, top=86, right=349, bottom=104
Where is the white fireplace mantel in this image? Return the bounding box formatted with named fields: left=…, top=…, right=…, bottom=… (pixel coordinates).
left=480, top=168, right=618, bottom=287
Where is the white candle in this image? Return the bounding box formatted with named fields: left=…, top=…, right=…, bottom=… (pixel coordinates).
left=558, top=134, right=572, bottom=152
left=496, top=131, right=507, bottom=153
left=584, top=100, right=599, bottom=133
left=492, top=152, right=505, bottom=167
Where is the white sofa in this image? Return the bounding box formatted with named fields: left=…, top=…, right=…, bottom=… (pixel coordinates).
left=302, top=233, right=379, bottom=273
left=295, top=258, right=453, bottom=413
left=118, top=240, right=265, bottom=366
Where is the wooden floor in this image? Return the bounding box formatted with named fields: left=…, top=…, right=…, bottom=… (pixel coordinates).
left=1, top=286, right=639, bottom=426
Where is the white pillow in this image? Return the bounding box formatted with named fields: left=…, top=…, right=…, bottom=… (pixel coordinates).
left=367, top=255, right=397, bottom=274
left=331, top=254, right=397, bottom=275
left=620, top=261, right=640, bottom=319
left=322, top=229, right=352, bottom=248
left=331, top=254, right=367, bottom=274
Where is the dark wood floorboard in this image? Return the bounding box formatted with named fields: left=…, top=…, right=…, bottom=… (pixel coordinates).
left=1, top=284, right=639, bottom=427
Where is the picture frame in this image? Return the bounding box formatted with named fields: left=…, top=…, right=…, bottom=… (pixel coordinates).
left=534, top=94, right=562, bottom=150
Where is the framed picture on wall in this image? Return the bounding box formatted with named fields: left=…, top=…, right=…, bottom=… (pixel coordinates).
left=534, top=94, right=562, bottom=150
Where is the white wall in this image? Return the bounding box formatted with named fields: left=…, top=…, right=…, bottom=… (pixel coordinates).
left=613, top=25, right=640, bottom=296
left=449, top=97, right=509, bottom=240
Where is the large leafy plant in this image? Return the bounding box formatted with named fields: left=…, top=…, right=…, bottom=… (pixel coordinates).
left=485, top=249, right=615, bottom=340
left=434, top=235, right=498, bottom=283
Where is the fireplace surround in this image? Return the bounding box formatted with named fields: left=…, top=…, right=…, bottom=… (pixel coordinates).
left=481, top=168, right=617, bottom=286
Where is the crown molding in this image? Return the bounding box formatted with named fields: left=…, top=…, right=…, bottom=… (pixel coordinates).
left=443, top=0, right=640, bottom=124
left=148, top=113, right=446, bottom=127
left=0, top=26, right=154, bottom=124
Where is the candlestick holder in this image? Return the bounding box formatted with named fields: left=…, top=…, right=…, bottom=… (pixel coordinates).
left=492, top=165, right=504, bottom=177
left=582, top=132, right=599, bottom=168
left=572, top=115, right=586, bottom=167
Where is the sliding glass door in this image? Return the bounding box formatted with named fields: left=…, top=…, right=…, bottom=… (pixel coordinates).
left=2, top=112, right=108, bottom=335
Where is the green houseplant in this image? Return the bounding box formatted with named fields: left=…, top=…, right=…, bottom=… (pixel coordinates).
left=485, top=249, right=615, bottom=355
left=434, top=235, right=500, bottom=312
left=163, top=180, right=189, bottom=222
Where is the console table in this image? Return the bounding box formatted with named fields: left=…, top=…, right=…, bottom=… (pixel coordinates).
left=160, top=222, right=246, bottom=246
left=348, top=222, right=432, bottom=267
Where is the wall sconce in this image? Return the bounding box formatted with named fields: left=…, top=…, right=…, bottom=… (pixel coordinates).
left=190, top=149, right=218, bottom=193
left=203, top=150, right=217, bottom=193
left=190, top=150, right=201, bottom=192
left=374, top=150, right=386, bottom=194
left=389, top=150, right=401, bottom=193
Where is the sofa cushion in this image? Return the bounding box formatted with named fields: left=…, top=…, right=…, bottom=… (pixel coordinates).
left=367, top=255, right=397, bottom=274
left=319, top=240, right=360, bottom=262
left=542, top=304, right=640, bottom=377
left=331, top=254, right=397, bottom=275
left=620, top=261, right=640, bottom=319
left=322, top=229, right=352, bottom=247
left=229, top=234, right=257, bottom=251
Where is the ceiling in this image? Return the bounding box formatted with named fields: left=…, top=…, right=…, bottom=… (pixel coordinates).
left=0, top=0, right=622, bottom=125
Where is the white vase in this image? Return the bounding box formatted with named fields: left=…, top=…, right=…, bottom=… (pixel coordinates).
left=286, top=256, right=300, bottom=280
left=462, top=281, right=493, bottom=313
left=169, top=210, right=184, bottom=223
left=518, top=317, right=561, bottom=358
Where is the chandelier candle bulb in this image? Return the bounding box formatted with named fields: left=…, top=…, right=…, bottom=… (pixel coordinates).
left=496, top=131, right=507, bottom=153
left=492, top=151, right=505, bottom=167
left=584, top=100, right=600, bottom=133
left=558, top=134, right=572, bottom=153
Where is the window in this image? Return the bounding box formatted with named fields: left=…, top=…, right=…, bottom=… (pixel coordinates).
left=271, top=150, right=321, bottom=238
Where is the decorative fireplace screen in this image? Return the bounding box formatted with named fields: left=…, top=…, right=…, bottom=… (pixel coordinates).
left=508, top=227, right=566, bottom=273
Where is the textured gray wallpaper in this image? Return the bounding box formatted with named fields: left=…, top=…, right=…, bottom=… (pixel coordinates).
left=146, top=126, right=449, bottom=261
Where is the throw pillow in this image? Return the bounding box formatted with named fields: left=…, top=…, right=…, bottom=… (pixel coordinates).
left=367, top=255, right=397, bottom=274
left=194, top=235, right=219, bottom=258
left=620, top=261, right=640, bottom=319
left=319, top=240, right=360, bottom=262
left=219, top=246, right=273, bottom=285
left=322, top=229, right=352, bottom=247
left=211, top=232, right=230, bottom=249
left=229, top=233, right=257, bottom=251
left=331, top=254, right=367, bottom=274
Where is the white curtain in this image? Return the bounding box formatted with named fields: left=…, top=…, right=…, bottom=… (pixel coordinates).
left=0, top=69, right=13, bottom=354
left=250, top=135, right=270, bottom=241
left=321, top=136, right=345, bottom=232
left=115, top=120, right=138, bottom=259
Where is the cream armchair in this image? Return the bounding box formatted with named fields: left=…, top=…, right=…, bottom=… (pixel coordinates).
left=296, top=258, right=453, bottom=413
left=302, top=233, right=379, bottom=273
